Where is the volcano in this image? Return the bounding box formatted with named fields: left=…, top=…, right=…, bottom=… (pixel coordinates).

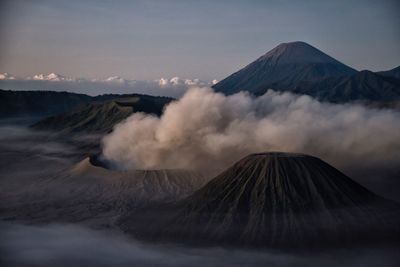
left=212, top=42, right=400, bottom=104
left=212, top=42, right=357, bottom=95
left=121, top=152, right=400, bottom=247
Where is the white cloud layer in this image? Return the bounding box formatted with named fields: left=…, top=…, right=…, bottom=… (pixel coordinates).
left=102, top=87, right=400, bottom=174
left=0, top=73, right=215, bottom=97
left=30, top=73, right=74, bottom=82
left=0, top=72, right=16, bottom=80
left=157, top=77, right=210, bottom=87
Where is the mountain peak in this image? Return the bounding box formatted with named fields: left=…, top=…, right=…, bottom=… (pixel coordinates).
left=273, top=41, right=315, bottom=51
left=249, top=151, right=308, bottom=158
left=259, top=41, right=339, bottom=65
left=212, top=41, right=357, bottom=95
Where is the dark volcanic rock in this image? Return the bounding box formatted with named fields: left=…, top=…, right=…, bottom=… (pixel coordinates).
left=120, top=152, right=400, bottom=248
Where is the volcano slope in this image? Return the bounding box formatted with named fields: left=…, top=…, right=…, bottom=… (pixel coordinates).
left=120, top=152, right=400, bottom=248
left=0, top=156, right=212, bottom=227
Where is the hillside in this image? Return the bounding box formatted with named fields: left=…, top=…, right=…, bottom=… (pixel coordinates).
left=31, top=95, right=173, bottom=134
left=271, top=70, right=400, bottom=103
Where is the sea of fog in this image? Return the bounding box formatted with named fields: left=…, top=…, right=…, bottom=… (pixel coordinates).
left=1, top=222, right=400, bottom=267
left=0, top=116, right=399, bottom=267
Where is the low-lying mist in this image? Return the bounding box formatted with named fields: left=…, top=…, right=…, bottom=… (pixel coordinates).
left=0, top=120, right=95, bottom=199
left=102, top=88, right=400, bottom=176
left=1, top=223, right=399, bottom=267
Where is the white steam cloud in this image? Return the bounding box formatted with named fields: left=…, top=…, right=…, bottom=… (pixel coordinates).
left=102, top=88, right=400, bottom=172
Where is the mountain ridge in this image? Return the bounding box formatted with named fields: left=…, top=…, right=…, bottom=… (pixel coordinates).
left=0, top=89, right=92, bottom=118
left=0, top=88, right=173, bottom=121
left=31, top=95, right=173, bottom=134
left=378, top=66, right=400, bottom=79
left=267, top=70, right=400, bottom=103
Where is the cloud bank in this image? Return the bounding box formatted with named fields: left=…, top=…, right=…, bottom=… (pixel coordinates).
left=0, top=73, right=16, bottom=80
left=102, top=87, right=400, bottom=174
left=0, top=73, right=216, bottom=97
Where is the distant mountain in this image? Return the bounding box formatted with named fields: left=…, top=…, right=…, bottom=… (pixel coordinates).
left=213, top=42, right=400, bottom=104
left=31, top=94, right=173, bottom=133
left=0, top=89, right=92, bottom=118
left=378, top=66, right=400, bottom=79
left=213, top=41, right=357, bottom=95
left=121, top=152, right=400, bottom=247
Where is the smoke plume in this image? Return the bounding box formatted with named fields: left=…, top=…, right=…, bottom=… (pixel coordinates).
left=102, top=88, right=400, bottom=172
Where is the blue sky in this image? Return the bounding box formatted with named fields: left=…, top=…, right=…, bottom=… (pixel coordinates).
left=0, top=0, right=399, bottom=80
